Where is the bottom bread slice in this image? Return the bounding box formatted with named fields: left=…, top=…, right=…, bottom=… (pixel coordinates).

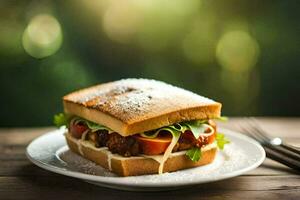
left=65, top=133, right=217, bottom=176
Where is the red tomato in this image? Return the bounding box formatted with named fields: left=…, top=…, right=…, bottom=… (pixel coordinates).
left=182, top=130, right=215, bottom=145
left=207, top=132, right=216, bottom=144
left=134, top=135, right=172, bottom=155
left=132, top=121, right=218, bottom=155
left=135, top=126, right=217, bottom=155
left=70, top=123, right=88, bottom=139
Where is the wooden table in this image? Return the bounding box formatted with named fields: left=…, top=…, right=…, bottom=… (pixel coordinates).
left=1, top=118, right=299, bottom=199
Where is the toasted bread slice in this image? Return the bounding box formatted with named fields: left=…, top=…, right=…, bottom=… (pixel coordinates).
left=63, top=79, right=221, bottom=136
left=65, top=133, right=217, bottom=176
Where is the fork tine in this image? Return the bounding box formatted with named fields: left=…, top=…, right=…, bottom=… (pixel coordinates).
left=238, top=125, right=257, bottom=140
left=241, top=118, right=268, bottom=143
left=244, top=118, right=300, bottom=160
left=248, top=117, right=270, bottom=141
left=237, top=120, right=266, bottom=144
left=238, top=118, right=300, bottom=171
left=248, top=118, right=300, bottom=155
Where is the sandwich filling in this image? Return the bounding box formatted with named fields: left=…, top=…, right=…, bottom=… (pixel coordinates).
left=54, top=113, right=230, bottom=165
left=69, top=117, right=216, bottom=157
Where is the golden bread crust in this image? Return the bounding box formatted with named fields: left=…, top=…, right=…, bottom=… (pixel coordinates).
left=63, top=79, right=221, bottom=136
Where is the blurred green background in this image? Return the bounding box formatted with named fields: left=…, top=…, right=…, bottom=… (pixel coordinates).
left=1, top=0, right=299, bottom=127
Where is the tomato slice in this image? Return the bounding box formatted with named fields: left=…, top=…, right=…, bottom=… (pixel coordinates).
left=207, top=132, right=216, bottom=144
left=134, top=135, right=172, bottom=155
left=70, top=123, right=88, bottom=139
left=135, top=123, right=217, bottom=155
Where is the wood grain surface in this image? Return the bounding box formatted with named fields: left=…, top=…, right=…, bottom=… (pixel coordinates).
left=0, top=118, right=299, bottom=200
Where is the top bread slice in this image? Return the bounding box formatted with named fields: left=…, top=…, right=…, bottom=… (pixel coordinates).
left=63, top=78, right=221, bottom=136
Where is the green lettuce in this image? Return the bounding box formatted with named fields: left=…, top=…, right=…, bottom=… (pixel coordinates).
left=53, top=113, right=69, bottom=127
left=140, top=123, right=187, bottom=138
left=70, top=117, right=112, bottom=133
left=216, top=133, right=230, bottom=150
left=85, top=120, right=112, bottom=132
left=53, top=113, right=111, bottom=132
left=182, top=120, right=209, bottom=139
left=140, top=120, right=208, bottom=139
left=216, top=116, right=228, bottom=122
left=186, top=147, right=202, bottom=162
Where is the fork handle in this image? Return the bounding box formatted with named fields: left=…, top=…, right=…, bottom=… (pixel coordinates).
left=268, top=144, right=300, bottom=160
left=281, top=143, right=300, bottom=155
left=264, top=146, right=300, bottom=171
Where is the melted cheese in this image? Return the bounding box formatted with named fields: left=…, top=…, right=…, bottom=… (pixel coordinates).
left=106, top=151, right=113, bottom=171
left=77, top=130, right=89, bottom=156
left=143, top=142, right=217, bottom=164
left=158, top=134, right=180, bottom=174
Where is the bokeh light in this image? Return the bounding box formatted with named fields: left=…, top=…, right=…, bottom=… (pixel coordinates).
left=137, top=0, right=200, bottom=52
left=22, top=14, right=63, bottom=59
left=1, top=0, right=299, bottom=126
left=102, top=1, right=141, bottom=43
left=182, top=13, right=217, bottom=65
left=0, top=21, right=23, bottom=57
left=216, top=30, right=260, bottom=72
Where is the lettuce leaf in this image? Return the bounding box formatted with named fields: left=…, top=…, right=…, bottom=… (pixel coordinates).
left=186, top=132, right=230, bottom=162
left=215, top=116, right=228, bottom=122
left=140, top=125, right=182, bottom=138
left=168, top=123, right=188, bottom=132
left=182, top=120, right=208, bottom=139
left=140, top=120, right=208, bottom=139
left=216, top=133, right=230, bottom=150
left=71, top=117, right=112, bottom=133
left=53, top=113, right=111, bottom=132
left=53, top=113, right=69, bottom=127
left=85, top=120, right=112, bottom=132
left=140, top=123, right=187, bottom=138
left=186, top=147, right=202, bottom=162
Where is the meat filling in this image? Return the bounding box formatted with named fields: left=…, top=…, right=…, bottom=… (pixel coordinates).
left=71, top=120, right=216, bottom=157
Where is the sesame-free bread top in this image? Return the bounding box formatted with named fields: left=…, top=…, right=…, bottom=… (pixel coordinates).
left=63, top=79, right=221, bottom=136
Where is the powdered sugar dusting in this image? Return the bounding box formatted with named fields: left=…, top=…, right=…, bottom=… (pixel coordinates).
left=56, top=142, right=247, bottom=183
left=58, top=146, right=117, bottom=177
left=65, top=78, right=219, bottom=123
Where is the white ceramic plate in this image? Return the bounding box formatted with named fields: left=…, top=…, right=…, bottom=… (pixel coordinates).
left=26, top=127, right=265, bottom=191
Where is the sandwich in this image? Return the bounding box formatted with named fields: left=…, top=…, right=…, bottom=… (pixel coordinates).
left=54, top=78, right=230, bottom=176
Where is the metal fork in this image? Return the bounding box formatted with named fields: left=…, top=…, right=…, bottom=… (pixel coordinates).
left=239, top=117, right=300, bottom=171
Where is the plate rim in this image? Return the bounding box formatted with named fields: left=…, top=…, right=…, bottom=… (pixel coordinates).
left=26, top=128, right=266, bottom=188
